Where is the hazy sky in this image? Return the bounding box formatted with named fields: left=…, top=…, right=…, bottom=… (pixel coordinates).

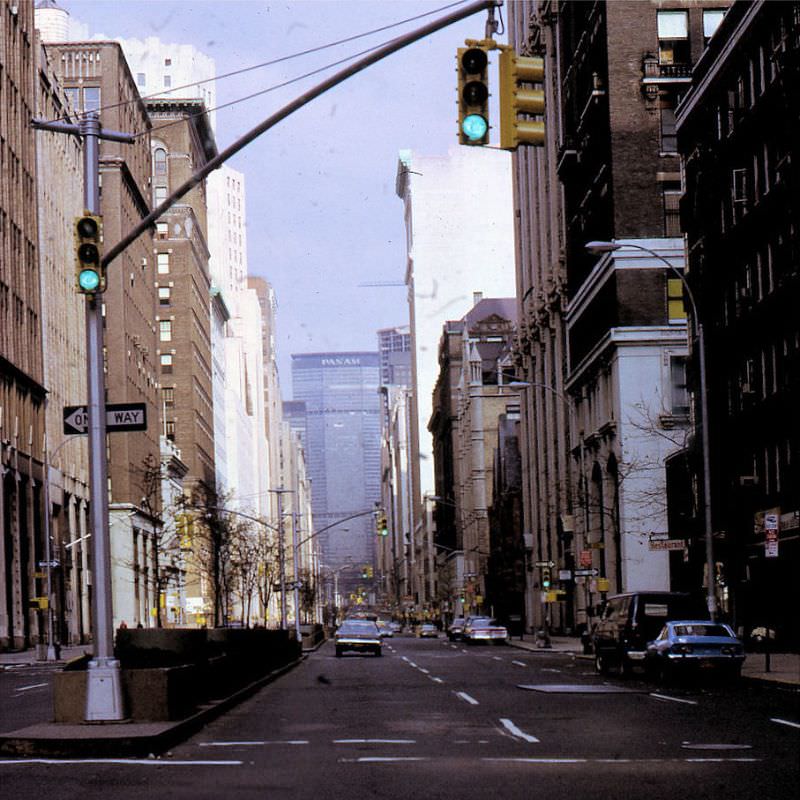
left=60, top=0, right=507, bottom=393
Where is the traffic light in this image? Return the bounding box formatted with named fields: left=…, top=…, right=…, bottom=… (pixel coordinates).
left=74, top=213, right=105, bottom=294
left=376, top=511, right=389, bottom=537
left=457, top=43, right=490, bottom=145
left=498, top=47, right=545, bottom=150
left=541, top=567, right=551, bottom=589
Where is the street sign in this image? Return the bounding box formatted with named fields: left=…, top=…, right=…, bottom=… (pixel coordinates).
left=63, top=402, right=148, bottom=435
left=38, top=560, right=60, bottom=569
left=574, top=568, right=599, bottom=577
left=534, top=560, right=555, bottom=568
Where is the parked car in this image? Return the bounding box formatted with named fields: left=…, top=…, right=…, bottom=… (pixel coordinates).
left=335, top=619, right=382, bottom=657
left=646, top=620, right=745, bottom=681
left=447, top=617, right=466, bottom=641
left=416, top=623, right=438, bottom=638
left=592, top=591, right=709, bottom=676
left=463, top=616, right=508, bottom=645
left=376, top=620, right=393, bottom=638
left=388, top=621, right=403, bottom=635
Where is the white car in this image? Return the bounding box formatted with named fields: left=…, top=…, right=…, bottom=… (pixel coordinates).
left=463, top=616, right=508, bottom=644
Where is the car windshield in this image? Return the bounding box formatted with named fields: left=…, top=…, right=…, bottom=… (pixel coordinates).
left=469, top=617, right=498, bottom=627
left=673, top=623, right=731, bottom=637
left=338, top=621, right=379, bottom=635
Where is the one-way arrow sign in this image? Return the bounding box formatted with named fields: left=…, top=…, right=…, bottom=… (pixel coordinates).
left=63, top=403, right=148, bottom=435
left=574, top=568, right=600, bottom=578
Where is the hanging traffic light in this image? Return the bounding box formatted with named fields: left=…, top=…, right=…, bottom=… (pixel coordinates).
left=541, top=566, right=552, bottom=589
left=74, top=213, right=105, bottom=294
left=376, top=511, right=389, bottom=537
left=457, top=44, right=490, bottom=145
left=498, top=47, right=545, bottom=150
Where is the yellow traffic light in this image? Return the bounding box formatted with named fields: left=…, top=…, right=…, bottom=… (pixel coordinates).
left=498, top=48, right=545, bottom=150
left=74, top=212, right=105, bottom=294
left=457, top=44, right=490, bottom=145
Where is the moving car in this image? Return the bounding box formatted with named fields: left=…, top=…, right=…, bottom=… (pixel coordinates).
left=335, top=619, right=382, bottom=657
left=463, top=616, right=508, bottom=645
left=447, top=617, right=466, bottom=641
left=416, top=622, right=438, bottom=638
left=592, top=591, right=709, bottom=676
left=646, top=620, right=745, bottom=681
left=376, top=620, right=393, bottom=638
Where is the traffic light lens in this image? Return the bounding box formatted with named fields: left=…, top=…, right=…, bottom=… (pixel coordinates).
left=462, top=114, right=488, bottom=141
left=462, top=48, right=488, bottom=74
left=76, top=217, right=99, bottom=238
left=463, top=80, right=489, bottom=106
left=78, top=242, right=100, bottom=264
left=78, top=269, right=101, bottom=292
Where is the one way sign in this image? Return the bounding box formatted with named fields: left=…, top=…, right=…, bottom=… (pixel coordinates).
left=63, top=403, right=148, bottom=435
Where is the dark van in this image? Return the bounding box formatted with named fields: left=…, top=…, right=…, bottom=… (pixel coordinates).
left=592, top=591, right=709, bottom=676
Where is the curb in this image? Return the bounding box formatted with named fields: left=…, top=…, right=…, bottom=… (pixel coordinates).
left=0, top=656, right=303, bottom=759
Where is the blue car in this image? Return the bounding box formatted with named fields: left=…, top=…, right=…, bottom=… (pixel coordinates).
left=645, top=620, right=745, bottom=682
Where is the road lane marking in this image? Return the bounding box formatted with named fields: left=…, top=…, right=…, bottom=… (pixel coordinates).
left=540, top=668, right=561, bottom=673
left=0, top=759, right=242, bottom=766
left=334, top=739, right=416, bottom=744
left=199, top=740, right=308, bottom=746
left=500, top=718, right=540, bottom=743
left=482, top=757, right=761, bottom=765
left=771, top=718, right=800, bottom=730
left=512, top=660, right=527, bottom=667
left=14, top=683, right=48, bottom=692
left=455, top=691, right=479, bottom=705
left=429, top=676, right=444, bottom=683
left=340, top=757, right=429, bottom=763
left=650, top=693, right=699, bottom=706
left=418, top=668, right=430, bottom=674
left=408, top=661, right=418, bottom=668
left=493, top=656, right=503, bottom=661
left=681, top=743, right=752, bottom=751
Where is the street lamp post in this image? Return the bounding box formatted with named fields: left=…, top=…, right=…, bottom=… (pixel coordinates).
left=585, top=240, right=716, bottom=620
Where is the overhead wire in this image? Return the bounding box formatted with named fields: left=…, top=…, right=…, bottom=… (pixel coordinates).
left=43, top=0, right=468, bottom=127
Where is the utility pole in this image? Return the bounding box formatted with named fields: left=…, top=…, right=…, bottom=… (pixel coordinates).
left=32, top=113, right=135, bottom=721
left=269, top=488, right=292, bottom=631
left=291, top=512, right=301, bottom=642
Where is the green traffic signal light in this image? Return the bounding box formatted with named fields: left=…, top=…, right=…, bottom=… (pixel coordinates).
left=457, top=44, right=490, bottom=146
left=74, top=213, right=104, bottom=294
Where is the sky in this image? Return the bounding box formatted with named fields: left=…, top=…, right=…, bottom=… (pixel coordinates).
left=59, top=0, right=508, bottom=394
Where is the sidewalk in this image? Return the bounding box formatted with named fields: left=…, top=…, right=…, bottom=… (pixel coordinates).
left=507, top=634, right=800, bottom=687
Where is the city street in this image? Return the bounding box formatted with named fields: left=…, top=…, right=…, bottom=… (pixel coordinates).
left=1, top=636, right=798, bottom=799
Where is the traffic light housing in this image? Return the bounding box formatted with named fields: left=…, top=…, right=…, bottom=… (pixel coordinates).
left=498, top=48, right=545, bottom=150
left=541, top=567, right=551, bottom=589
left=74, top=213, right=105, bottom=294
left=457, top=44, right=490, bottom=145
left=376, top=511, right=389, bottom=537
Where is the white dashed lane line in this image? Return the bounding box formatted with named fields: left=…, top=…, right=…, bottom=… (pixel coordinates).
left=771, top=718, right=800, bottom=730
left=0, top=759, right=242, bottom=766
left=500, top=718, right=540, bottom=743
left=650, top=693, right=699, bottom=706
left=14, top=683, right=49, bottom=692
left=200, top=740, right=308, bottom=746
left=455, top=691, right=479, bottom=705
left=512, top=660, right=527, bottom=667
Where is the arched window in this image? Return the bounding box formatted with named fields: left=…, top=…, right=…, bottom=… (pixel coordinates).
left=154, top=147, right=167, bottom=176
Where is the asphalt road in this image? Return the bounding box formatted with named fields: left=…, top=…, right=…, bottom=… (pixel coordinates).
left=1, top=635, right=798, bottom=799
left=0, top=664, right=60, bottom=734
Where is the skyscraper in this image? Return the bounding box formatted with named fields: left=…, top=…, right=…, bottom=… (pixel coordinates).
left=291, top=353, right=381, bottom=596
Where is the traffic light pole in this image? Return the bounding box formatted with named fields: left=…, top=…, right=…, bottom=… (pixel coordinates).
left=32, top=113, right=135, bottom=721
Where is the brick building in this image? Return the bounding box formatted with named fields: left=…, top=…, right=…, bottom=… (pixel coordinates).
left=675, top=0, right=799, bottom=646
left=508, top=1, right=728, bottom=634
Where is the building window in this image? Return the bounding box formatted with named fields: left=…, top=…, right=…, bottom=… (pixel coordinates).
left=163, top=75, right=172, bottom=89
left=156, top=223, right=168, bottom=240
left=164, top=58, right=172, bottom=66
left=670, top=357, right=689, bottom=416
left=154, top=185, right=167, bottom=206
left=703, top=9, right=726, bottom=44
left=158, top=286, right=171, bottom=305
left=137, top=72, right=146, bottom=87
left=83, top=87, right=101, bottom=113
left=663, top=191, right=682, bottom=237
left=160, top=353, right=173, bottom=374
left=154, top=148, right=167, bottom=176
left=660, top=107, right=677, bottom=153
left=667, top=278, right=687, bottom=323
left=159, top=320, right=172, bottom=342
left=162, top=387, right=175, bottom=408
left=657, top=10, right=689, bottom=64
left=157, top=253, right=170, bottom=274
left=165, top=420, right=175, bottom=442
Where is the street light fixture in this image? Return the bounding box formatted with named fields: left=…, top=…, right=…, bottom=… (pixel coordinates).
left=585, top=240, right=716, bottom=620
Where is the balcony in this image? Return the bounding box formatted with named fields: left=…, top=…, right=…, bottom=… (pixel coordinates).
left=641, top=55, right=692, bottom=97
